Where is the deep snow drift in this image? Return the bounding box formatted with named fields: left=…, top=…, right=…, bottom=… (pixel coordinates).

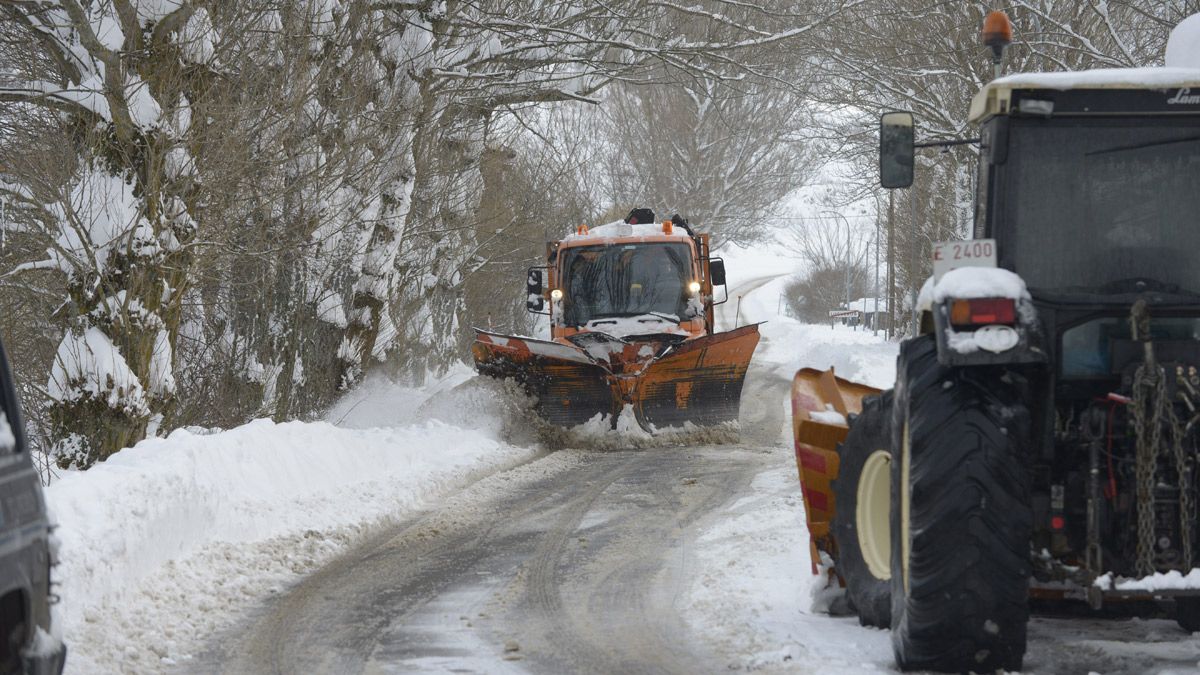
left=47, top=374, right=539, bottom=674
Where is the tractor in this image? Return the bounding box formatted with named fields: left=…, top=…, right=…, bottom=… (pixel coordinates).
left=792, top=11, right=1200, bottom=673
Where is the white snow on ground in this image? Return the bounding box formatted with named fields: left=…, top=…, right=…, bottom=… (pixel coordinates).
left=683, top=444, right=1200, bottom=675
left=1097, top=569, right=1200, bottom=592
left=684, top=460, right=895, bottom=673
left=727, top=275, right=897, bottom=390
left=718, top=244, right=898, bottom=390
left=47, top=371, right=536, bottom=674
left=680, top=249, right=902, bottom=670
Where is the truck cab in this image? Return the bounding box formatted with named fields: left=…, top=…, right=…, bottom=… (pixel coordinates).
left=529, top=214, right=724, bottom=344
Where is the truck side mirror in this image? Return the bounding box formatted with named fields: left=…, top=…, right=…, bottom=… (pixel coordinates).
left=880, top=111, right=915, bottom=189
left=526, top=268, right=545, bottom=312
left=709, top=259, right=727, bottom=287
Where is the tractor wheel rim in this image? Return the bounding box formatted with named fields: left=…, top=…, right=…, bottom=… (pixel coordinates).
left=857, top=449, right=893, bottom=580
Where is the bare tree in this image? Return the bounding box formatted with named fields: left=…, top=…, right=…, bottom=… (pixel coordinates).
left=806, top=0, right=1189, bottom=330
left=0, top=1, right=226, bottom=466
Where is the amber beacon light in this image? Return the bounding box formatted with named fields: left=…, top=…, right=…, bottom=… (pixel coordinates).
left=982, top=10, right=1013, bottom=79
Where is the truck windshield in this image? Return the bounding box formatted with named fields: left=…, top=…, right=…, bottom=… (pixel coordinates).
left=1004, top=118, right=1200, bottom=293
left=559, top=243, right=694, bottom=326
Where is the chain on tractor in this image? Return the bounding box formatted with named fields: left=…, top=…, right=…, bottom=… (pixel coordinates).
left=1130, top=299, right=1198, bottom=575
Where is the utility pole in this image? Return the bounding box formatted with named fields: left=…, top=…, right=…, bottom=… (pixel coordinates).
left=874, top=212, right=881, bottom=335
left=909, top=182, right=920, bottom=337
left=845, top=223, right=852, bottom=311
left=887, top=190, right=896, bottom=339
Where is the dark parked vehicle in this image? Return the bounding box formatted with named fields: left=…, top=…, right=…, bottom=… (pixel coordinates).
left=0, top=337, right=65, bottom=674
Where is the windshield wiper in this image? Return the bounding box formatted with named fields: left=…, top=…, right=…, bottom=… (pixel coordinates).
left=1089, top=136, right=1200, bottom=156
left=638, top=311, right=681, bottom=324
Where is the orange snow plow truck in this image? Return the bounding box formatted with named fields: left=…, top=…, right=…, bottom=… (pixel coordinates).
left=472, top=208, right=759, bottom=432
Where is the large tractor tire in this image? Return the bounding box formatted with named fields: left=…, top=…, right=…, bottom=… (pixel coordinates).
left=889, top=336, right=1032, bottom=673
left=832, top=390, right=895, bottom=628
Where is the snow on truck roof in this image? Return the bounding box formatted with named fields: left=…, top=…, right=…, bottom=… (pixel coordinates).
left=968, top=67, right=1200, bottom=122
left=970, top=12, right=1200, bottom=122
left=560, top=219, right=693, bottom=244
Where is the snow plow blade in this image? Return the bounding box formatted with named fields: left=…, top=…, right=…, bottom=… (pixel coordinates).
left=472, top=324, right=761, bottom=431
left=791, top=368, right=881, bottom=573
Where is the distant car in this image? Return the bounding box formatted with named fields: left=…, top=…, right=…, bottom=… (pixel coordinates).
left=0, top=337, right=65, bottom=675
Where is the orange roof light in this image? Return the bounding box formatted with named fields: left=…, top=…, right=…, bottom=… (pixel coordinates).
left=662, top=220, right=673, bottom=235
left=576, top=224, right=589, bottom=235
left=982, top=10, right=1013, bottom=49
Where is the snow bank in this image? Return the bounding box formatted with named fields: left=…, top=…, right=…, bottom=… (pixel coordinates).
left=1096, top=569, right=1200, bottom=592
left=49, top=395, right=535, bottom=672
left=683, top=462, right=895, bottom=672
left=729, top=275, right=897, bottom=390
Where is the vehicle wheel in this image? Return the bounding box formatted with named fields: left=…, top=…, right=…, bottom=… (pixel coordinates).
left=1176, top=597, right=1200, bottom=633
left=832, top=390, right=895, bottom=628
left=890, top=336, right=1032, bottom=673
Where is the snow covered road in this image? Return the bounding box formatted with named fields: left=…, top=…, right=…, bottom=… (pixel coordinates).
left=197, top=444, right=780, bottom=674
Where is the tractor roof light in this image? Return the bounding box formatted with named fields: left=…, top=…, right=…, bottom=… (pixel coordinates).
left=982, top=10, right=1013, bottom=78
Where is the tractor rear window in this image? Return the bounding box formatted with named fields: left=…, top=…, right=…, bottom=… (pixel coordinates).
left=1004, top=118, right=1200, bottom=293
left=1061, top=316, right=1200, bottom=378
left=559, top=243, right=694, bottom=326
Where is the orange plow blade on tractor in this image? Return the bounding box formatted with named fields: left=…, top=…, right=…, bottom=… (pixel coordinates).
left=471, top=209, right=760, bottom=434
left=790, top=368, right=881, bottom=573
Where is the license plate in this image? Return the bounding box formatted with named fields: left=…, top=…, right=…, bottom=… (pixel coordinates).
left=933, top=239, right=997, bottom=281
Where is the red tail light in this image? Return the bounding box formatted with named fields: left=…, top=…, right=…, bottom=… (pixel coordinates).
left=949, top=298, right=1016, bottom=326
